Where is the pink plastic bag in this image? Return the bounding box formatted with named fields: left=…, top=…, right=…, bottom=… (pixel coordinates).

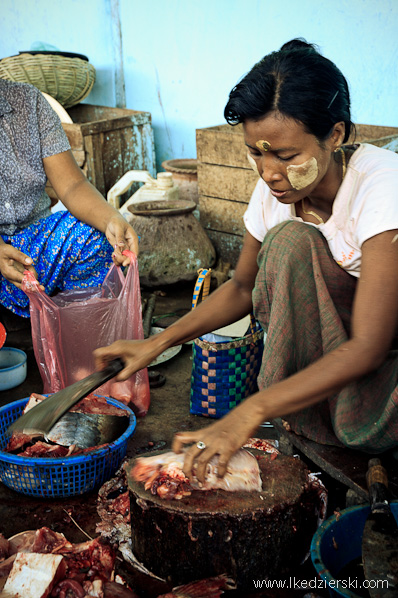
left=22, top=251, right=150, bottom=416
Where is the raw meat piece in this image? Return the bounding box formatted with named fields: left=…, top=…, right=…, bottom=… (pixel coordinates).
left=1, top=529, right=117, bottom=597
left=70, top=395, right=129, bottom=417
left=243, top=437, right=279, bottom=454
left=6, top=528, right=72, bottom=558
left=129, top=449, right=262, bottom=500
left=6, top=393, right=46, bottom=452
left=0, top=534, right=9, bottom=562
left=82, top=579, right=104, bottom=597
left=104, top=581, right=141, bottom=597
left=51, top=578, right=86, bottom=596
left=17, top=392, right=129, bottom=419
left=58, top=537, right=115, bottom=584
left=6, top=431, right=37, bottom=452
left=0, top=555, right=16, bottom=583
left=19, top=442, right=78, bottom=458
left=2, top=552, right=66, bottom=598
left=157, top=574, right=234, bottom=597
left=31, top=527, right=73, bottom=554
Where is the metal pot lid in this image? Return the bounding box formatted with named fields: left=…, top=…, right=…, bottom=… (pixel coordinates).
left=128, top=199, right=196, bottom=217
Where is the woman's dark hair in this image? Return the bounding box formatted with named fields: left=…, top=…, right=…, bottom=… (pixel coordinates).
left=224, top=38, right=354, bottom=143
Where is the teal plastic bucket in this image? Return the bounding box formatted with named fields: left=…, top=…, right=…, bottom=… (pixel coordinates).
left=311, top=501, right=398, bottom=598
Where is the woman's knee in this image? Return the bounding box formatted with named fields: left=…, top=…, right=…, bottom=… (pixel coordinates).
left=258, top=220, right=327, bottom=267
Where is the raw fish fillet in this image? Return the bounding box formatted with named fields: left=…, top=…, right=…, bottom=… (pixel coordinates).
left=130, top=448, right=262, bottom=500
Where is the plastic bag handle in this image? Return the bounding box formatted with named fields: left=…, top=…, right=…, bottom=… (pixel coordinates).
left=191, top=268, right=258, bottom=336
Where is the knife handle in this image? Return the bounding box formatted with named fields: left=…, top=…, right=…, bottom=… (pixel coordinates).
left=102, top=358, right=125, bottom=378
left=366, top=458, right=388, bottom=488
left=366, top=458, right=390, bottom=514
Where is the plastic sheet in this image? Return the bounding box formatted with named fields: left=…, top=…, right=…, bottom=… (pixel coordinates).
left=22, top=251, right=150, bottom=416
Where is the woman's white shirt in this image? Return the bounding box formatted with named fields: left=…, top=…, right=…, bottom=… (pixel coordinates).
left=244, top=143, right=398, bottom=277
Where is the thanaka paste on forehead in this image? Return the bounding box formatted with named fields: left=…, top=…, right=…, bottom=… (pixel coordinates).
left=256, top=139, right=271, bottom=151
left=287, top=157, right=318, bottom=190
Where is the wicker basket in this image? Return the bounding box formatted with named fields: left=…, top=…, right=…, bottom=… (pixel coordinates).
left=0, top=53, right=96, bottom=108
left=190, top=269, right=264, bottom=418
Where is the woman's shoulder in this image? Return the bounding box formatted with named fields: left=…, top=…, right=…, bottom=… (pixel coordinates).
left=0, top=79, right=41, bottom=111
left=349, top=143, right=398, bottom=174
left=0, top=78, right=40, bottom=96
left=336, top=143, right=398, bottom=247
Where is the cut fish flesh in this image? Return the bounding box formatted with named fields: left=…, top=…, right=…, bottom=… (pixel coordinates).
left=6, top=393, right=130, bottom=452
left=130, top=449, right=262, bottom=500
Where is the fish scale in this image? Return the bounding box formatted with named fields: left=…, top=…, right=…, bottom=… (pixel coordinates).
left=46, top=412, right=129, bottom=449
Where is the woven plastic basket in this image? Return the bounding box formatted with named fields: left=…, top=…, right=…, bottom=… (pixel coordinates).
left=190, top=269, right=264, bottom=418
left=0, top=396, right=136, bottom=498
left=0, top=53, right=96, bottom=108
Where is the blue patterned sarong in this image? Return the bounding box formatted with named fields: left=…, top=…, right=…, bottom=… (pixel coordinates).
left=0, top=211, right=113, bottom=317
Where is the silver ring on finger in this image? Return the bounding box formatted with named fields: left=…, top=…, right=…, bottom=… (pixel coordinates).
left=196, top=441, right=206, bottom=450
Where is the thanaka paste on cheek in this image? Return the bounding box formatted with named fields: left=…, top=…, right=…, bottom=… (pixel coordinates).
left=247, top=153, right=259, bottom=174
left=287, top=157, right=318, bottom=190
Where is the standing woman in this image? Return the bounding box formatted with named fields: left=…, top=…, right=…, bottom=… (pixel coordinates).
left=95, top=39, right=398, bottom=481
left=0, top=79, right=139, bottom=319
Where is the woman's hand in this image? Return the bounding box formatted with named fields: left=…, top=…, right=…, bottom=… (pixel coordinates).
left=94, top=336, right=164, bottom=381
left=0, top=243, right=43, bottom=289
left=105, top=216, right=139, bottom=266
left=172, top=401, right=264, bottom=483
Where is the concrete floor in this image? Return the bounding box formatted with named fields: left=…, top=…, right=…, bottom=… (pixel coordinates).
left=0, top=282, right=337, bottom=597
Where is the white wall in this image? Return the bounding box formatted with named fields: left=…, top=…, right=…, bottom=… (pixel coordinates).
left=1, top=0, right=397, bottom=171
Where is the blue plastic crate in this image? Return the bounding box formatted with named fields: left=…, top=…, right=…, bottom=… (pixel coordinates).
left=0, top=396, right=136, bottom=498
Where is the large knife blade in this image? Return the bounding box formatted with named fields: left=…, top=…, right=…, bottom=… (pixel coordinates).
left=7, top=358, right=125, bottom=437
left=362, top=458, right=398, bottom=598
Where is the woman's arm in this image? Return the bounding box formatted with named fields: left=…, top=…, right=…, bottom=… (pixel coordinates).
left=173, top=229, right=398, bottom=481
left=43, top=150, right=139, bottom=263
left=94, top=232, right=261, bottom=378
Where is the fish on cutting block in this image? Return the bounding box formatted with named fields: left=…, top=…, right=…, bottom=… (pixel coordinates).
left=129, top=448, right=262, bottom=500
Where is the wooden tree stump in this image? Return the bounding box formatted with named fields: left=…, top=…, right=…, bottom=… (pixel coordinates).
left=127, top=451, right=325, bottom=590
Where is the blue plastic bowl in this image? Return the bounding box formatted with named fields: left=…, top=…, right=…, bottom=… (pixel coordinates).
left=0, top=396, right=136, bottom=498
left=311, top=500, right=398, bottom=598
left=0, top=348, right=27, bottom=391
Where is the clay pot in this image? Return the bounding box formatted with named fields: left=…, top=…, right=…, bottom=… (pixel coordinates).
left=161, top=159, right=198, bottom=205
left=127, top=199, right=215, bottom=286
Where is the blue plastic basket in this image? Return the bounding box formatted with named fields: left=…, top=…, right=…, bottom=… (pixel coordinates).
left=0, top=396, right=136, bottom=498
